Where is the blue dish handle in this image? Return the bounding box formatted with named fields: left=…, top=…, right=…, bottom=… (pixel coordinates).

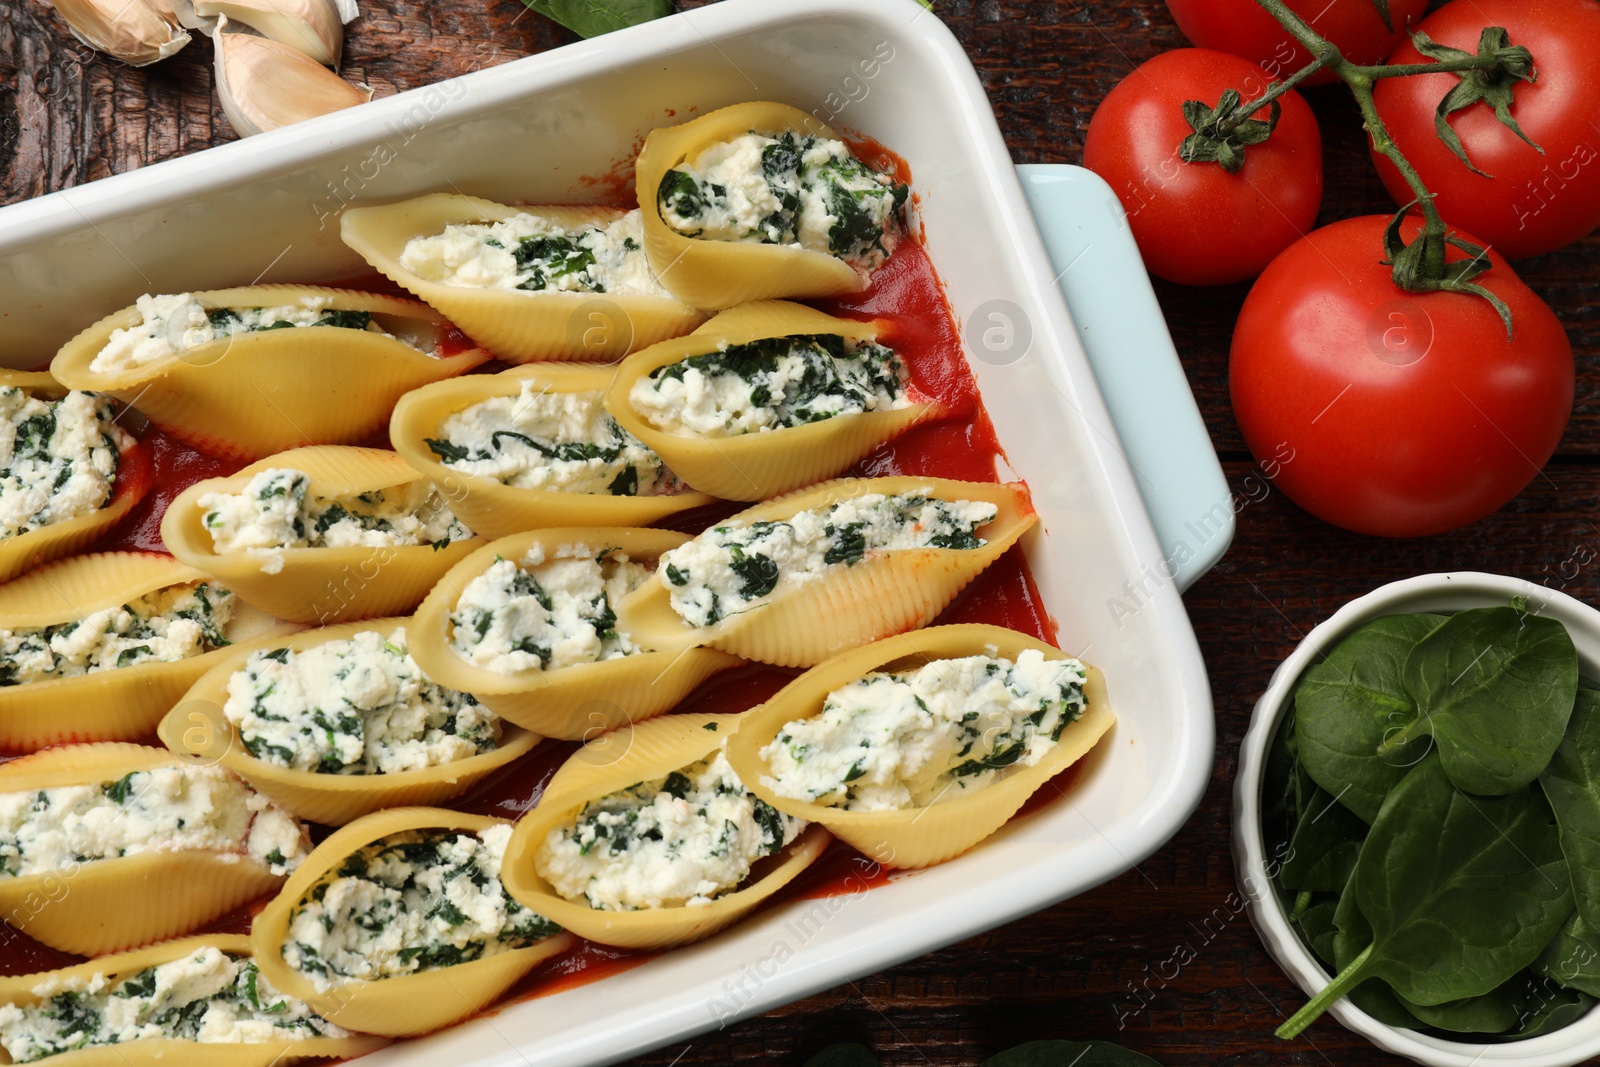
left=1016, top=163, right=1233, bottom=592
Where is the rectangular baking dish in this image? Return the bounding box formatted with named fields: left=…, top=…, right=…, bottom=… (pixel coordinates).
left=0, top=0, right=1223, bottom=1062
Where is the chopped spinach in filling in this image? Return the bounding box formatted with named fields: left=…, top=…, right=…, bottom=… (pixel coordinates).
left=427, top=382, right=682, bottom=496
left=0, top=947, right=347, bottom=1062
left=659, top=492, right=997, bottom=627
left=535, top=745, right=804, bottom=911
left=658, top=131, right=908, bottom=271
left=282, top=825, right=559, bottom=989
left=225, top=628, right=500, bottom=775
left=0, top=388, right=125, bottom=543
left=762, top=650, right=1088, bottom=811
left=0, top=581, right=234, bottom=687
left=632, top=333, right=909, bottom=438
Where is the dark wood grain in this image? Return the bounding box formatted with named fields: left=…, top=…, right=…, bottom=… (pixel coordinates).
left=3, top=0, right=1598, bottom=1064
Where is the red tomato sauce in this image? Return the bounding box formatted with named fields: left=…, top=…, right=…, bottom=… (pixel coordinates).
left=0, top=232, right=1076, bottom=1005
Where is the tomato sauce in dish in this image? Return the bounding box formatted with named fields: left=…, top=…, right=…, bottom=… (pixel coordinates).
left=0, top=231, right=1078, bottom=1002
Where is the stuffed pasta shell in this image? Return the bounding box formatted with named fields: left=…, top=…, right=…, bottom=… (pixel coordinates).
left=162, top=446, right=483, bottom=624
left=340, top=194, right=705, bottom=361
left=0, top=551, right=295, bottom=750
left=635, top=101, right=909, bottom=309
left=390, top=363, right=714, bottom=539
left=251, top=808, right=574, bottom=1037
left=158, top=617, right=539, bottom=824
left=500, top=711, right=830, bottom=949
left=0, top=743, right=309, bottom=955
left=616, top=476, right=1035, bottom=667
left=606, top=301, right=936, bottom=499
left=725, top=625, right=1116, bottom=869
left=407, top=529, right=739, bottom=739
left=51, top=287, right=491, bottom=461
left=0, top=934, right=388, bottom=1066
left=0, top=371, right=150, bottom=584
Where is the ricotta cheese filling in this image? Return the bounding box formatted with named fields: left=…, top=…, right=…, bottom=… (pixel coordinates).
left=198, top=468, right=473, bottom=574
left=428, top=382, right=683, bottom=496
left=0, top=946, right=348, bottom=1062
left=0, top=581, right=235, bottom=687
left=282, top=824, right=559, bottom=991
left=398, top=209, right=670, bottom=297
left=449, top=544, right=650, bottom=675
left=657, top=131, right=908, bottom=271
left=630, top=333, right=910, bottom=438
left=224, top=628, right=500, bottom=775
left=761, top=650, right=1088, bottom=811
left=535, top=744, right=805, bottom=911
left=0, top=388, right=127, bottom=544
left=0, top=764, right=308, bottom=879
left=659, top=492, right=998, bottom=628
left=91, top=293, right=407, bottom=373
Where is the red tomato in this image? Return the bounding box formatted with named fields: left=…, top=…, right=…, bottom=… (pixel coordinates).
left=1166, top=0, right=1429, bottom=86
left=1084, top=49, right=1322, bottom=286
left=1371, top=0, right=1600, bottom=259
left=1229, top=215, right=1572, bottom=538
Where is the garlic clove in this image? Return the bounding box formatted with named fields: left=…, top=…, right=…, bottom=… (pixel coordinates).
left=49, top=0, right=191, bottom=66
left=213, top=16, right=370, bottom=138
left=195, top=0, right=346, bottom=67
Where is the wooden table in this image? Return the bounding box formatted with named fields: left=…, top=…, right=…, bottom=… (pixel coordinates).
left=4, top=0, right=1597, bottom=1063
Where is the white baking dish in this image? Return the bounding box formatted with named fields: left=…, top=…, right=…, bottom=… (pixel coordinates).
left=0, top=1, right=1226, bottom=1063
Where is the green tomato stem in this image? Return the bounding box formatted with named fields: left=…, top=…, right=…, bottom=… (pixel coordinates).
left=1277, top=942, right=1376, bottom=1040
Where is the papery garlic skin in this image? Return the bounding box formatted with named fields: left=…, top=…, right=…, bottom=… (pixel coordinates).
left=213, top=15, right=370, bottom=137
left=196, top=0, right=350, bottom=68
left=49, top=0, right=191, bottom=66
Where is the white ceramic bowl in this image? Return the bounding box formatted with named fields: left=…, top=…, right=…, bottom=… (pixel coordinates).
left=1234, top=571, right=1600, bottom=1067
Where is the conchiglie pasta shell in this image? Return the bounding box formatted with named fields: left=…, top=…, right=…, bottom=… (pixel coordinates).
left=636, top=102, right=868, bottom=310
left=0, top=369, right=67, bottom=397
left=51, top=286, right=491, bottom=461
left=616, top=476, right=1036, bottom=668
left=0, top=428, right=152, bottom=587
left=340, top=194, right=706, bottom=362
left=0, top=934, right=391, bottom=1067
left=157, top=616, right=541, bottom=825
left=725, top=625, right=1116, bottom=869
left=0, top=552, right=300, bottom=751
left=407, top=529, right=741, bottom=740
left=500, top=711, right=831, bottom=949
left=250, top=807, right=575, bottom=1037
left=606, top=301, right=937, bottom=500
left=161, top=446, right=484, bottom=624
left=0, top=744, right=292, bottom=955
left=389, top=363, right=716, bottom=539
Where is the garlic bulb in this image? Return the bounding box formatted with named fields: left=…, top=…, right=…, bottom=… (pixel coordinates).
left=48, top=0, right=191, bottom=66
left=195, top=0, right=353, bottom=68
left=213, top=16, right=370, bottom=137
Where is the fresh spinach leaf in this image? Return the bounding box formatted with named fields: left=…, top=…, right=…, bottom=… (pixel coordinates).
left=981, top=1040, right=1163, bottom=1066
left=1537, top=910, right=1600, bottom=997
left=1499, top=971, right=1597, bottom=1039
left=1279, top=754, right=1571, bottom=1038
left=1294, top=895, right=1340, bottom=969
left=1399, top=977, right=1522, bottom=1034
left=803, top=1044, right=879, bottom=1067
left=1398, top=603, right=1577, bottom=796
left=518, top=0, right=671, bottom=40
left=1278, top=784, right=1369, bottom=894
left=1331, top=872, right=1426, bottom=1029
left=1540, top=688, right=1600, bottom=930
left=1295, top=614, right=1444, bottom=822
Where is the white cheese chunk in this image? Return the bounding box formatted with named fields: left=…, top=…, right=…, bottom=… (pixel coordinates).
left=223, top=627, right=500, bottom=774
left=0, top=764, right=309, bottom=879
left=0, top=388, right=128, bottom=543
left=449, top=544, right=649, bottom=674
left=433, top=382, right=682, bottom=495
left=399, top=209, right=671, bottom=297
left=0, top=581, right=235, bottom=686
left=0, top=946, right=347, bottom=1062
left=761, top=650, right=1088, bottom=810
left=536, top=744, right=804, bottom=911
left=281, top=823, right=559, bottom=991
left=658, top=491, right=997, bottom=628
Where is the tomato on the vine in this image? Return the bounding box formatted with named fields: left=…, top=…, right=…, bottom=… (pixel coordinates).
left=1229, top=215, right=1573, bottom=538
left=1370, top=0, right=1600, bottom=260
left=1084, top=48, right=1322, bottom=286
left=1165, top=0, right=1428, bottom=86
